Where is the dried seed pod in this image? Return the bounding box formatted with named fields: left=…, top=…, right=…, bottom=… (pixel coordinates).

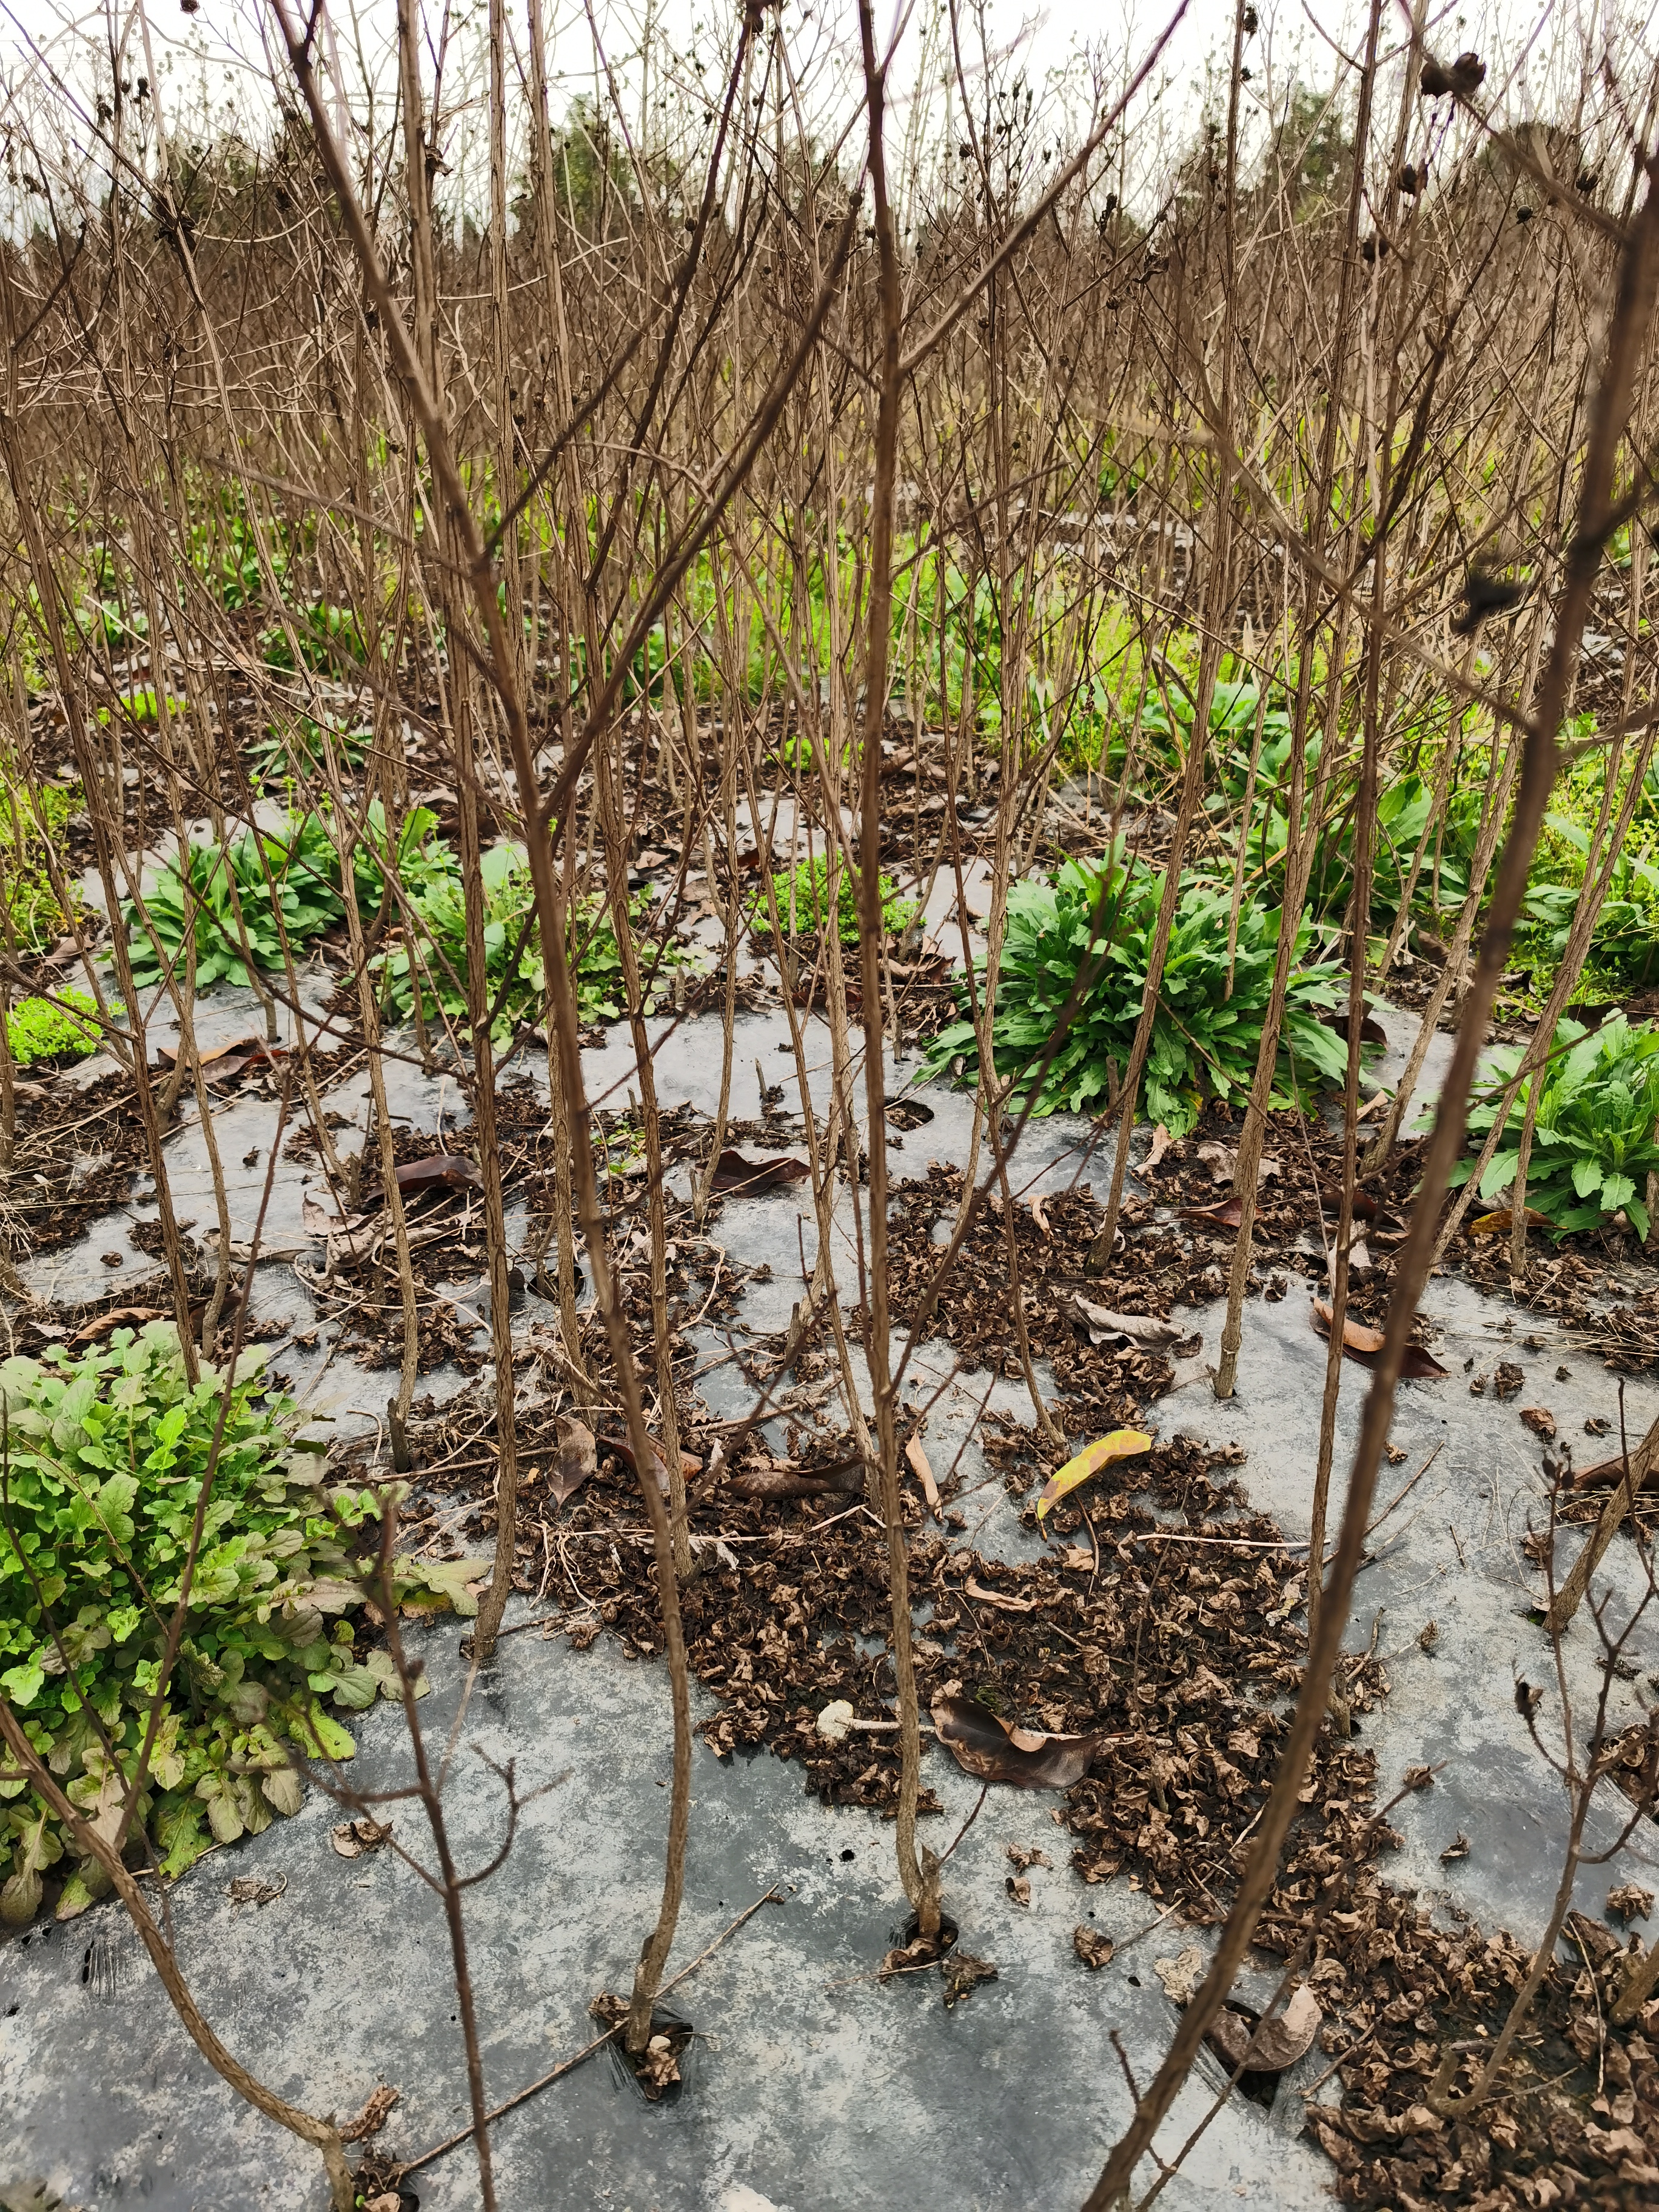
left=1421, top=49, right=1486, bottom=97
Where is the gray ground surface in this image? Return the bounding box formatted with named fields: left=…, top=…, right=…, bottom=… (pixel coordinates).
left=4, top=984, right=1657, bottom=2212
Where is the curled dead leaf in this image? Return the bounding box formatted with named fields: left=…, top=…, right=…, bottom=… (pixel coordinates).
left=339, top=2082, right=401, bottom=2143
left=1153, top=1945, right=1205, bottom=2005
left=940, top=1950, right=997, bottom=2008
left=226, top=1874, right=287, bottom=1907
left=931, top=1694, right=1100, bottom=1789
left=1073, top=1298, right=1181, bottom=1350
left=330, top=1818, right=392, bottom=1860
left=964, top=1575, right=1041, bottom=1613
left=1073, top=1925, right=1114, bottom=1970
left=640, top=2033, right=681, bottom=2094
left=1208, top=1983, right=1322, bottom=2072
left=905, top=1438, right=940, bottom=1516
left=1520, top=1406, right=1557, bottom=1440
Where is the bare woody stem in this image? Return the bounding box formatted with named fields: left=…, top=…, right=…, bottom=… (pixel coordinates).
left=854, top=0, right=937, bottom=1941
left=1083, top=127, right=1659, bottom=2212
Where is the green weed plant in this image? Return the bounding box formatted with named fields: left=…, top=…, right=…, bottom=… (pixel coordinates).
left=1, top=780, right=83, bottom=957
left=923, top=852, right=1353, bottom=1135
left=1441, top=1013, right=1659, bottom=1238
left=0, top=1326, right=483, bottom=1925
left=748, top=854, right=916, bottom=947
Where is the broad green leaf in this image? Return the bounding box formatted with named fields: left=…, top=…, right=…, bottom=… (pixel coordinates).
left=53, top=1865, right=109, bottom=1921
left=0, top=1867, right=44, bottom=1927
left=329, top=1663, right=381, bottom=1712
left=261, top=1766, right=303, bottom=1817
left=1, top=1661, right=45, bottom=1709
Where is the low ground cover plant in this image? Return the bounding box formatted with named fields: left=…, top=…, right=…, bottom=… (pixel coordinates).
left=5, top=987, right=104, bottom=1066
left=0, top=1326, right=481, bottom=1924
left=923, top=853, right=1353, bottom=1134
left=370, top=831, right=687, bottom=1037
left=1, top=779, right=83, bottom=956
left=1442, top=1012, right=1659, bottom=1237
left=747, top=854, right=916, bottom=945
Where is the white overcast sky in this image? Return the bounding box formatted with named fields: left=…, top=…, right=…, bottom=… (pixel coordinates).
left=0, top=0, right=1641, bottom=202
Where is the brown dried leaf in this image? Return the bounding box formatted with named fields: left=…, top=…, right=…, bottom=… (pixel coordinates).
left=879, top=1934, right=943, bottom=1978
left=640, top=2033, right=681, bottom=2094
left=1312, top=1302, right=1447, bottom=1378
left=1153, top=1946, right=1205, bottom=2004
left=340, top=2083, right=401, bottom=2143
left=330, top=1817, right=392, bottom=1860
left=1073, top=1925, right=1114, bottom=1971
left=546, top=1417, right=597, bottom=1507
left=709, top=1148, right=811, bottom=1195
left=964, top=1576, right=1041, bottom=1613
left=1606, top=1883, right=1654, bottom=1923
left=940, top=1950, right=997, bottom=2008
left=930, top=1693, right=1101, bottom=1789
left=1208, top=1984, right=1321, bottom=2072
left=1073, top=1298, right=1183, bottom=1349
left=1520, top=1406, right=1557, bottom=1439
left=226, top=1874, right=287, bottom=1907
left=392, top=1153, right=484, bottom=1198
left=1005, top=1875, right=1031, bottom=1906
left=905, top=1438, right=940, bottom=1516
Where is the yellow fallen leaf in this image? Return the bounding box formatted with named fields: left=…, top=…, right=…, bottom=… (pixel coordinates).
left=1037, top=1429, right=1152, bottom=1518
